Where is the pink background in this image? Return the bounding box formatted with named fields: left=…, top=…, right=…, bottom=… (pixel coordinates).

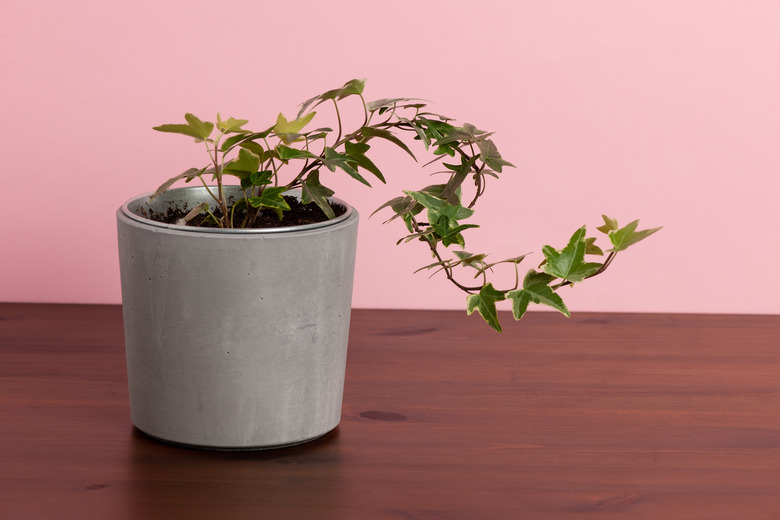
left=2, top=1, right=779, bottom=316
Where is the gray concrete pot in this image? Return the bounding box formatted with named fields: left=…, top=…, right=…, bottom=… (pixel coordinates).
left=116, top=186, right=359, bottom=449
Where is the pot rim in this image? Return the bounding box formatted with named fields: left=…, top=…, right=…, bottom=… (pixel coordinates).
left=120, top=186, right=354, bottom=234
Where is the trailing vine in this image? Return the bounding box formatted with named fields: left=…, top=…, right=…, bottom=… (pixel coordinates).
left=152, top=79, right=660, bottom=331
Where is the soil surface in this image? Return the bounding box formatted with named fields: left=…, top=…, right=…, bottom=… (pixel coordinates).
left=145, top=195, right=347, bottom=229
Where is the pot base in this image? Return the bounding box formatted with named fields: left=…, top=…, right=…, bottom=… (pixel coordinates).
left=134, top=426, right=337, bottom=451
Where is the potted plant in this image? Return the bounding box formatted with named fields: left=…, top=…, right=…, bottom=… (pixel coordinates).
left=117, top=79, right=659, bottom=450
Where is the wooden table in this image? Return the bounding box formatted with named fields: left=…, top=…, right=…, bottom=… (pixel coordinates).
left=1, top=303, right=779, bottom=519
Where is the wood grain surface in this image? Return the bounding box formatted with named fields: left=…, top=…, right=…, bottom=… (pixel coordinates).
left=1, top=303, right=779, bottom=519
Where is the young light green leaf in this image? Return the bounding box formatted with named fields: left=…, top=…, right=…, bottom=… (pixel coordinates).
left=507, top=270, right=570, bottom=320
left=585, top=237, right=604, bottom=256
left=153, top=113, right=214, bottom=141
left=301, top=170, right=336, bottom=219
left=542, top=226, right=602, bottom=282
left=274, top=112, right=317, bottom=135
left=607, top=220, right=662, bottom=252
left=337, top=78, right=366, bottom=99
left=217, top=114, right=250, bottom=133
left=184, top=113, right=215, bottom=140
left=222, top=148, right=260, bottom=178
left=466, top=283, right=507, bottom=332
left=596, top=215, right=619, bottom=234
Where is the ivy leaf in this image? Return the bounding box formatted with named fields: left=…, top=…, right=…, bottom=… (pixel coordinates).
left=216, top=114, right=249, bottom=133
left=476, top=138, right=514, bottom=173
left=337, top=78, right=365, bottom=98
left=453, top=251, right=487, bottom=269
left=240, top=170, right=273, bottom=190
left=403, top=190, right=446, bottom=212
left=507, top=270, right=570, bottom=321
left=432, top=216, right=479, bottom=247
left=607, top=219, right=662, bottom=252
left=585, top=237, right=604, bottom=256
left=323, top=147, right=371, bottom=186
left=596, top=215, right=619, bottom=234
left=542, top=226, right=602, bottom=283
left=275, top=144, right=319, bottom=161
left=183, top=202, right=209, bottom=222
left=274, top=112, right=317, bottom=135
left=344, top=141, right=385, bottom=183
left=439, top=155, right=478, bottom=204
left=301, top=170, right=336, bottom=219
left=249, top=187, right=291, bottom=212
left=222, top=148, right=260, bottom=179
left=365, top=97, right=419, bottom=113
left=466, top=283, right=507, bottom=332
left=221, top=128, right=274, bottom=152
left=359, top=126, right=417, bottom=160
left=153, top=113, right=214, bottom=142
left=370, top=196, right=414, bottom=219
left=150, top=166, right=205, bottom=200
left=297, top=79, right=366, bottom=117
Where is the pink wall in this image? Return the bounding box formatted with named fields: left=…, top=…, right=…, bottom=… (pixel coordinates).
left=2, top=1, right=779, bottom=315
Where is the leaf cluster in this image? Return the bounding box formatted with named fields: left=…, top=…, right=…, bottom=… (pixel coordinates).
left=152, top=79, right=660, bottom=331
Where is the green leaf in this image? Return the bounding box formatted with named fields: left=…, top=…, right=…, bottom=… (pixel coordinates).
left=607, top=220, right=662, bottom=252
left=153, top=113, right=214, bottom=142
left=439, top=155, right=478, bottom=204
left=453, top=251, right=488, bottom=269
left=274, top=112, right=317, bottom=135
left=466, top=283, right=507, bottom=332
left=585, top=237, right=604, bottom=256
left=275, top=144, right=319, bottom=161
left=433, top=216, right=479, bottom=247
left=344, top=141, right=385, bottom=183
left=152, top=123, right=205, bottom=140
left=403, top=190, right=446, bottom=212
left=301, top=170, right=336, bottom=219
left=359, top=126, right=417, bottom=160
left=507, top=270, right=570, bottom=320
left=324, top=147, right=371, bottom=186
left=221, top=128, right=274, bottom=152
left=151, top=167, right=205, bottom=200
left=542, top=226, right=602, bottom=282
left=596, top=215, right=619, bottom=234
left=222, top=148, right=260, bottom=179
left=337, top=78, right=365, bottom=98
left=476, top=138, right=514, bottom=173
left=183, top=113, right=214, bottom=140
left=249, top=170, right=273, bottom=186
left=248, top=187, right=291, bottom=212
left=297, top=79, right=366, bottom=117
left=216, top=114, right=249, bottom=133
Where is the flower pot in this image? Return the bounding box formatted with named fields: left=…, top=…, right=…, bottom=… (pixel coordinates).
left=116, top=186, right=359, bottom=449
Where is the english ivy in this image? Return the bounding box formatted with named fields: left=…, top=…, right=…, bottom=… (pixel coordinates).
left=152, top=79, right=660, bottom=331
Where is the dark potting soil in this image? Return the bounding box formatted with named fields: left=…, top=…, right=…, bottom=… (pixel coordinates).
left=146, top=195, right=347, bottom=229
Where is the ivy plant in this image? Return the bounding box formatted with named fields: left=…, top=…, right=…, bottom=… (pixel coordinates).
left=153, top=79, right=660, bottom=331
